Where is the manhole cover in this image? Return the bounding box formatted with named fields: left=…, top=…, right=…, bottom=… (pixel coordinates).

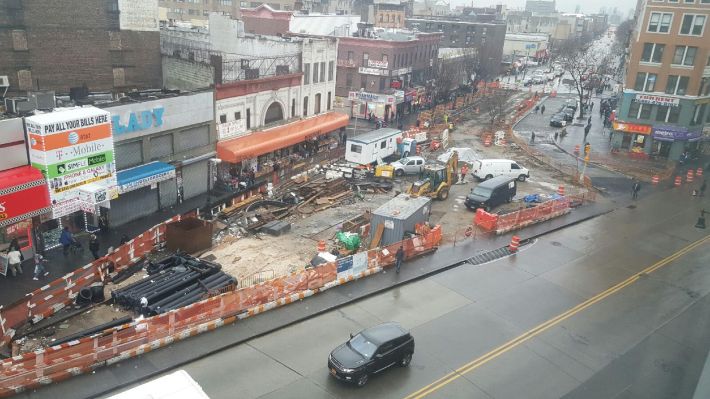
left=627, top=205, right=637, bottom=209
left=550, top=241, right=562, bottom=246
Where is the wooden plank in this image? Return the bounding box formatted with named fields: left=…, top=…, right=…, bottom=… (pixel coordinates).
left=369, top=223, right=385, bottom=250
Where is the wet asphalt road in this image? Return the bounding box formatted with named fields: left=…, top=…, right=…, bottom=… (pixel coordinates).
left=102, top=184, right=710, bottom=399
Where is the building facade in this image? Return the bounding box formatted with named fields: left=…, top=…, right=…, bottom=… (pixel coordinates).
left=614, top=0, right=709, bottom=160
left=524, top=0, right=556, bottom=15
left=405, top=17, right=506, bottom=78
left=158, top=0, right=243, bottom=27
left=0, top=0, right=162, bottom=96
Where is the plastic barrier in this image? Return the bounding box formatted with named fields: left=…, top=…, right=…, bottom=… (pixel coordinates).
left=474, top=208, right=499, bottom=231
left=0, top=225, right=443, bottom=396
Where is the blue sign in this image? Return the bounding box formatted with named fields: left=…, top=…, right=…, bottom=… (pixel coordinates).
left=112, top=107, right=165, bottom=135
left=652, top=125, right=703, bottom=142
left=336, top=257, right=353, bottom=274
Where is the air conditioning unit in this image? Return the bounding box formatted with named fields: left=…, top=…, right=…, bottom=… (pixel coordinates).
left=0, top=76, right=9, bottom=88
left=275, top=65, right=290, bottom=75
left=245, top=68, right=260, bottom=79
left=4, top=97, right=28, bottom=114
left=16, top=100, right=36, bottom=114
left=28, top=90, right=56, bottom=111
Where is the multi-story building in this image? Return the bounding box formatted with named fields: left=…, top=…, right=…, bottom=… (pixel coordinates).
left=241, top=5, right=360, bottom=36
left=405, top=16, right=507, bottom=78
left=335, top=28, right=442, bottom=119
left=0, top=0, right=161, bottom=96
left=525, top=0, right=556, bottom=15
left=614, top=0, right=709, bottom=160
left=372, top=3, right=407, bottom=28
left=159, top=0, right=243, bottom=27
left=506, top=11, right=560, bottom=36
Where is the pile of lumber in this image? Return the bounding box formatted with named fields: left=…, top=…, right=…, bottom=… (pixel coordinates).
left=295, top=177, right=353, bottom=214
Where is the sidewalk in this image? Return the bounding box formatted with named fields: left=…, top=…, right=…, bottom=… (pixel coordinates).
left=0, top=194, right=207, bottom=307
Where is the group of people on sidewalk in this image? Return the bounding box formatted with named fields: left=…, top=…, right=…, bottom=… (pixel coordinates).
left=4, top=238, right=49, bottom=281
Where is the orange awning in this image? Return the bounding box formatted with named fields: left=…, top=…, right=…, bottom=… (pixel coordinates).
left=217, top=112, right=349, bottom=163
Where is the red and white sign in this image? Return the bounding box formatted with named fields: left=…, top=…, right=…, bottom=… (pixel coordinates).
left=0, top=183, right=51, bottom=227
left=367, top=59, right=389, bottom=69
left=613, top=121, right=652, bottom=135
left=635, top=94, right=680, bottom=107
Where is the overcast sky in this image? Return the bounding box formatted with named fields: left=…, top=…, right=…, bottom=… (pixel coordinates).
left=449, top=0, right=636, bottom=15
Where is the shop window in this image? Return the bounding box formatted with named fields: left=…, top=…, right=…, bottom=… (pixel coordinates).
left=292, top=99, right=296, bottom=117
left=656, top=105, right=669, bottom=122
left=314, top=93, right=322, bottom=114
left=1, top=220, right=32, bottom=253
left=220, top=114, right=227, bottom=123
left=640, top=43, right=664, bottom=63
left=304, top=63, right=310, bottom=84
left=628, top=100, right=641, bottom=118
left=668, top=105, right=681, bottom=123
left=264, top=102, right=284, bottom=124
left=313, top=62, right=319, bottom=83
left=672, top=46, right=697, bottom=66
left=246, top=108, right=251, bottom=129
left=328, top=61, right=334, bottom=81
left=680, top=14, right=706, bottom=36
left=327, top=92, right=332, bottom=110
left=639, top=104, right=653, bottom=119
left=350, top=144, right=362, bottom=153
left=303, top=96, right=308, bottom=116
left=320, top=61, right=326, bottom=82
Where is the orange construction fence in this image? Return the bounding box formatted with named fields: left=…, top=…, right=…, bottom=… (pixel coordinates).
left=474, top=197, right=573, bottom=234
left=0, top=223, right=442, bottom=396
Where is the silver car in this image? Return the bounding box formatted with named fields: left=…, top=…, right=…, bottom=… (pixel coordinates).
left=390, top=156, right=426, bottom=176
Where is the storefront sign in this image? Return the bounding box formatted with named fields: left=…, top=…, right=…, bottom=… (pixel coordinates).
left=367, top=59, right=389, bottom=69
left=652, top=126, right=703, bottom=142
left=635, top=94, right=679, bottom=107
left=119, top=169, right=176, bottom=194
left=391, top=67, right=412, bottom=77
left=112, top=107, right=164, bottom=135
left=0, top=182, right=51, bottom=227
left=390, top=80, right=402, bottom=89
left=26, top=107, right=118, bottom=218
left=217, top=119, right=248, bottom=141
left=348, top=91, right=395, bottom=104
left=612, top=121, right=652, bottom=135
left=359, top=67, right=388, bottom=76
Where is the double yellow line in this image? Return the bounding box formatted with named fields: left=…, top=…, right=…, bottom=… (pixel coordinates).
left=405, top=234, right=710, bottom=399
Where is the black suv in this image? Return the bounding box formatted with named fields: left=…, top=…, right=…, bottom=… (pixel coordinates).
left=328, top=322, right=414, bottom=387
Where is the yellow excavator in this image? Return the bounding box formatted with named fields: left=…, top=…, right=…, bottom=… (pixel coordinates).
left=406, top=151, right=458, bottom=200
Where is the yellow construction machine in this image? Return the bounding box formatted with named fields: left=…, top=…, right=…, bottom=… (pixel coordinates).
left=406, top=151, right=458, bottom=200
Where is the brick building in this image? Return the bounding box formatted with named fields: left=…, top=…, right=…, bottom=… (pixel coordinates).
left=614, top=0, right=710, bottom=160
left=0, top=0, right=162, bottom=96
left=405, top=16, right=507, bottom=78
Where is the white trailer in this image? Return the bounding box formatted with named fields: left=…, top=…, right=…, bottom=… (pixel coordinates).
left=345, top=128, right=403, bottom=165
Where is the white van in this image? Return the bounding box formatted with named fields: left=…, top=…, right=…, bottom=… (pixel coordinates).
left=472, top=159, right=530, bottom=182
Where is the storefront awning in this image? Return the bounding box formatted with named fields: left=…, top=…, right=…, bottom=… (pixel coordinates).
left=217, top=112, right=349, bottom=164
left=117, top=162, right=176, bottom=194
left=0, top=166, right=51, bottom=227
left=0, top=165, right=44, bottom=192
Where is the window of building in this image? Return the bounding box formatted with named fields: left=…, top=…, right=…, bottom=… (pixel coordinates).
left=327, top=92, right=331, bottom=110
left=680, top=14, right=706, bottom=35
left=639, top=104, right=653, bottom=119
left=328, top=61, right=334, bottom=81
left=219, top=114, right=227, bottom=124
left=313, top=62, right=319, bottom=83
left=220, top=0, right=232, bottom=5
left=320, top=61, right=326, bottom=82
left=628, top=101, right=641, bottom=118
left=240, top=1, right=247, bottom=6
left=350, top=144, right=362, bottom=153
left=347, top=51, right=354, bottom=62
left=691, top=104, right=707, bottom=125
left=640, top=43, right=664, bottom=63
left=656, top=105, right=669, bottom=121
left=382, top=54, right=388, bottom=64
left=303, top=96, right=308, bottom=116
left=304, top=63, right=310, bottom=84
left=666, top=75, right=690, bottom=95
left=634, top=72, right=657, bottom=91
left=668, top=105, right=681, bottom=123
left=11, top=30, right=28, bottom=51
left=234, top=111, right=241, bottom=120
left=647, top=12, right=673, bottom=33
left=380, top=14, right=384, bottom=22
left=363, top=52, right=369, bottom=65
left=672, top=46, right=697, bottom=66
left=314, top=93, right=321, bottom=114
left=379, top=77, right=386, bottom=91
left=292, top=99, right=296, bottom=117
left=245, top=108, right=251, bottom=129
left=361, top=75, right=367, bottom=89
left=346, top=73, right=353, bottom=87
left=380, top=140, right=387, bottom=149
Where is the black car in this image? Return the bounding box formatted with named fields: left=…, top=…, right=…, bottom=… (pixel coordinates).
left=549, top=113, right=567, bottom=127
left=564, top=99, right=578, bottom=111
left=328, top=322, right=414, bottom=387
left=560, top=107, right=575, bottom=121
left=465, top=176, right=517, bottom=212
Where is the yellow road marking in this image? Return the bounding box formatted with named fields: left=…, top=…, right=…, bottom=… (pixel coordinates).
left=405, top=234, right=710, bottom=399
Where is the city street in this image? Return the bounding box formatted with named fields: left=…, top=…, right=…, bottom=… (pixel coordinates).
left=98, top=184, right=710, bottom=399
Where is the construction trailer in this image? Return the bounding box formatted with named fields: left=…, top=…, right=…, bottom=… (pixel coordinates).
left=370, top=194, right=432, bottom=247
left=345, top=128, right=403, bottom=165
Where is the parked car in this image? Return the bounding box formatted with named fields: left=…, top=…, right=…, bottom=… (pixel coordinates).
left=471, top=159, right=530, bottom=182
left=564, top=99, right=578, bottom=111
left=390, top=156, right=426, bottom=176
left=465, top=176, right=517, bottom=212
left=550, top=113, right=568, bottom=127
left=561, top=107, right=575, bottom=121
left=328, top=322, right=415, bottom=387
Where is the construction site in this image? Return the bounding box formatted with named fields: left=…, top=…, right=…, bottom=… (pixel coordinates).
left=0, top=88, right=600, bottom=396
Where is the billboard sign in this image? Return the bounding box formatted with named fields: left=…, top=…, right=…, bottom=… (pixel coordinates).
left=26, top=107, right=117, bottom=218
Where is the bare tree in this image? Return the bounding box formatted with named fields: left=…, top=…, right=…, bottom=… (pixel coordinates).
left=434, top=60, right=458, bottom=102
left=556, top=39, right=598, bottom=119
left=482, top=88, right=513, bottom=126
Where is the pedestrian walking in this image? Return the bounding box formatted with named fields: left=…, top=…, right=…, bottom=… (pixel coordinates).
left=530, top=131, right=536, bottom=143
left=584, top=124, right=591, bottom=140
left=696, top=209, right=706, bottom=229
left=554, top=131, right=559, bottom=141
left=7, top=248, right=22, bottom=277
left=588, top=115, right=592, bottom=125
left=89, top=234, right=100, bottom=260
left=59, top=226, right=75, bottom=256
left=632, top=181, right=641, bottom=200
left=701, top=180, right=707, bottom=197
left=460, top=163, right=469, bottom=184
left=540, top=105, right=545, bottom=115
left=534, top=105, right=539, bottom=114
left=33, top=253, right=49, bottom=280
left=395, top=245, right=405, bottom=274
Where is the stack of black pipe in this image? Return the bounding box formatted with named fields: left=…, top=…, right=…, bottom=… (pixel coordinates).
left=111, top=254, right=235, bottom=316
